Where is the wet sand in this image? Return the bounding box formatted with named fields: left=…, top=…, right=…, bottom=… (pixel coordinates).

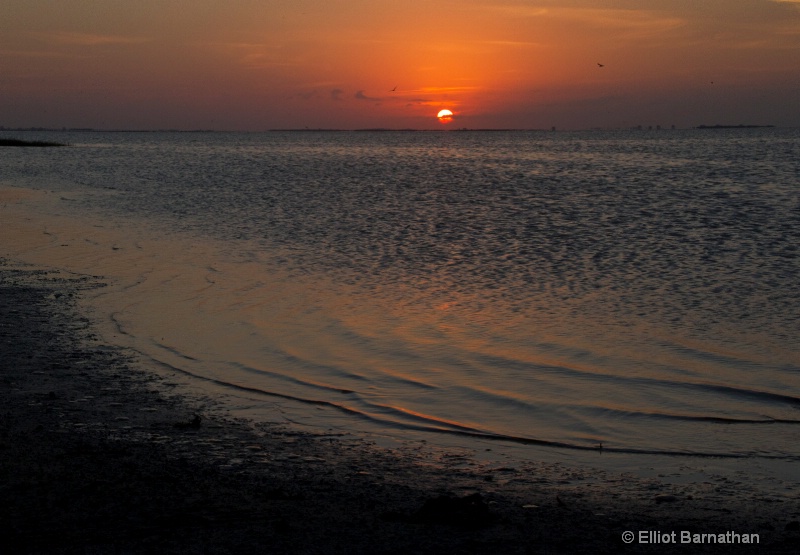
left=2, top=259, right=799, bottom=554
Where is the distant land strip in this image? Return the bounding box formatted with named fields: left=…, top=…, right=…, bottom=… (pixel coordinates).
left=696, top=124, right=775, bottom=129
left=0, top=138, right=67, bottom=147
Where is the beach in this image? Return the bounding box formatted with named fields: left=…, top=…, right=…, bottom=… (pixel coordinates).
left=3, top=195, right=800, bottom=553
left=4, top=0, right=800, bottom=547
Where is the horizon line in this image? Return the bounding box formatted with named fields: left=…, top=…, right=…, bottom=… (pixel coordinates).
left=1, top=124, right=782, bottom=134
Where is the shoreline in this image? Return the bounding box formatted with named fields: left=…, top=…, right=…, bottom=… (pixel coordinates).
left=2, top=260, right=799, bottom=553
left=4, top=183, right=797, bottom=465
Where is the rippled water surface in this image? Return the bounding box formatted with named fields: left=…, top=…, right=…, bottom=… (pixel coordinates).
left=5, top=129, right=800, bottom=459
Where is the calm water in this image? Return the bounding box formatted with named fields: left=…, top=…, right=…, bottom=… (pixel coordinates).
left=5, top=129, right=800, bottom=459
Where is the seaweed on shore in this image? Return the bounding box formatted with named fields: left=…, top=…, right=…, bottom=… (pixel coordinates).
left=0, top=138, right=67, bottom=147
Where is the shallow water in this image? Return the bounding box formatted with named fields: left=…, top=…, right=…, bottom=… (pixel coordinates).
left=3, top=128, right=799, bottom=460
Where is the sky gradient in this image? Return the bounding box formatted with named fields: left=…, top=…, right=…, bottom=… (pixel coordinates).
left=2, top=0, right=799, bottom=130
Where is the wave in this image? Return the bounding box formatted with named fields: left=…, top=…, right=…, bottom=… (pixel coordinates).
left=134, top=346, right=800, bottom=462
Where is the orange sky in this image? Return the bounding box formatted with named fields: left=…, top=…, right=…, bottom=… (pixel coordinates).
left=2, top=0, right=799, bottom=130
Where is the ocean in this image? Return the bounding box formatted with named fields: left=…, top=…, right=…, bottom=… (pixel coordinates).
left=3, top=128, right=799, bottom=465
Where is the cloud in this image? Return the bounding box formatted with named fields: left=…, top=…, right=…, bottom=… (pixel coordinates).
left=0, top=49, right=74, bottom=59
left=417, top=86, right=478, bottom=94
left=41, top=32, right=151, bottom=46
left=204, top=41, right=304, bottom=70
left=773, top=0, right=800, bottom=10
left=479, top=5, right=685, bottom=39
left=331, top=88, right=344, bottom=101
left=480, top=6, right=549, bottom=18
left=559, top=8, right=686, bottom=38
left=355, top=90, right=382, bottom=101
left=479, top=40, right=543, bottom=49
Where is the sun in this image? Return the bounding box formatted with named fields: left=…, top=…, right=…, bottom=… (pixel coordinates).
left=437, top=109, right=454, bottom=124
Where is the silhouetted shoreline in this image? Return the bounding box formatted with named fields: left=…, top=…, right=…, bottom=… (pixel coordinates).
left=2, top=257, right=799, bottom=553
left=0, top=138, right=67, bottom=147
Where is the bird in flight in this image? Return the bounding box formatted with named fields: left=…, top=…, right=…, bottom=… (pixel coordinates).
left=390, top=85, right=398, bottom=92
left=597, top=63, right=605, bottom=68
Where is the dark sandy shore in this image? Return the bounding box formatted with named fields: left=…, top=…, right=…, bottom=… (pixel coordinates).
left=2, top=259, right=798, bottom=554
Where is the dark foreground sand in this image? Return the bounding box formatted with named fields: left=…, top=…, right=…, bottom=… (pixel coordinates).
left=2, top=259, right=798, bottom=554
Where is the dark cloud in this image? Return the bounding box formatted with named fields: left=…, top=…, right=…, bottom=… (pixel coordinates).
left=355, top=90, right=382, bottom=101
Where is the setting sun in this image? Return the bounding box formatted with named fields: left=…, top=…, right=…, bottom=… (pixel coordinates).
left=436, top=109, right=454, bottom=124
